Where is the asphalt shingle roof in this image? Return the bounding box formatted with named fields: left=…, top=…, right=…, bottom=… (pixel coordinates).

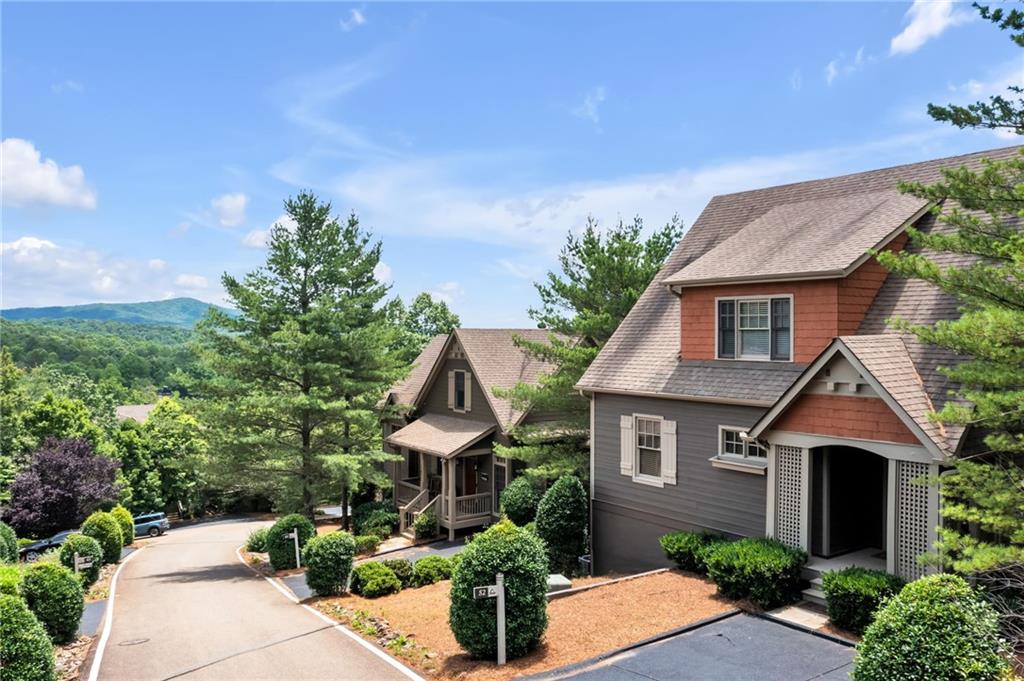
left=389, top=334, right=449, bottom=408
left=385, top=414, right=495, bottom=458
left=578, top=145, right=1021, bottom=417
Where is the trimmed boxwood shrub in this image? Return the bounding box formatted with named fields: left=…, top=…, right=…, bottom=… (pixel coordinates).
left=81, top=511, right=123, bottom=564
left=302, top=532, right=356, bottom=597
left=703, top=537, right=806, bottom=609
left=381, top=558, right=415, bottom=588
left=821, top=567, right=904, bottom=635
left=449, top=519, right=548, bottom=660
left=265, top=514, right=316, bottom=570
left=535, top=475, right=588, bottom=576
left=413, top=555, right=453, bottom=587
left=0, top=564, right=23, bottom=596
left=659, top=530, right=727, bottom=574
left=353, top=534, right=381, bottom=555
left=500, top=477, right=543, bottom=526
left=413, top=510, right=438, bottom=540
left=0, top=594, right=56, bottom=681
left=110, top=505, right=135, bottom=547
left=245, top=527, right=270, bottom=552
left=853, top=574, right=1011, bottom=681
left=0, top=521, right=18, bottom=563
left=350, top=561, right=402, bottom=598
left=20, top=562, right=85, bottom=644
left=58, top=534, right=104, bottom=587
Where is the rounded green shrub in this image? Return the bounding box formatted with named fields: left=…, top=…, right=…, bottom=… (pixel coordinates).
left=110, top=505, right=135, bottom=547
left=20, top=562, right=84, bottom=644
left=265, top=514, right=316, bottom=570
left=703, top=537, right=806, bottom=609
left=413, top=555, right=453, bottom=586
left=353, top=534, right=381, bottom=555
left=350, top=561, right=401, bottom=598
left=58, top=534, right=103, bottom=587
left=413, top=510, right=438, bottom=540
left=449, top=519, right=548, bottom=660
left=81, top=511, right=123, bottom=564
left=500, top=477, right=543, bottom=526
left=535, top=475, right=588, bottom=575
left=381, top=558, right=415, bottom=588
left=359, top=509, right=398, bottom=540
left=245, top=527, right=270, bottom=552
left=853, top=574, right=1011, bottom=681
left=353, top=500, right=393, bottom=533
left=0, top=564, right=23, bottom=596
left=0, top=521, right=18, bottom=563
left=659, top=530, right=727, bottom=574
left=821, top=567, right=904, bottom=635
left=0, top=594, right=56, bottom=681
left=302, top=532, right=356, bottom=597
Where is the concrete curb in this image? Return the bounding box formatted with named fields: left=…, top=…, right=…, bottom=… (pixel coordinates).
left=546, top=567, right=670, bottom=600
left=754, top=610, right=856, bottom=648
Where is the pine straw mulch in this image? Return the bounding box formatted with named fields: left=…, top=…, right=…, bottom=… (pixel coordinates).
left=314, top=569, right=736, bottom=680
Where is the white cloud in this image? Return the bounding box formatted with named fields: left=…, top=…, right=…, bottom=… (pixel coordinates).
left=496, top=258, right=542, bottom=280
left=825, top=60, right=839, bottom=86
left=573, top=86, right=607, bottom=125
left=340, top=8, right=366, bottom=32
left=174, top=273, right=209, bottom=289
left=148, top=258, right=167, bottom=271
left=789, top=69, right=802, bottom=91
left=51, top=80, right=84, bottom=95
left=210, top=192, right=248, bottom=227
left=241, top=214, right=298, bottom=249
left=825, top=47, right=875, bottom=86
left=373, top=261, right=392, bottom=283
left=891, top=0, right=972, bottom=55
left=428, top=281, right=463, bottom=305
left=0, top=236, right=220, bottom=307
left=1, top=138, right=97, bottom=209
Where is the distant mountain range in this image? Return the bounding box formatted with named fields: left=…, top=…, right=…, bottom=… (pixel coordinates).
left=1, top=297, right=229, bottom=328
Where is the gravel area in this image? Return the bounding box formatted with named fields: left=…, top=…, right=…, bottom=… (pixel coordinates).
left=316, top=569, right=735, bottom=680
left=56, top=634, right=94, bottom=681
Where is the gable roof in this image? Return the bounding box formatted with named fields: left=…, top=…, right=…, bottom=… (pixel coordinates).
left=747, top=335, right=948, bottom=459
left=385, top=414, right=495, bottom=459
left=578, top=145, right=1021, bottom=411
left=664, top=190, right=929, bottom=287
left=388, top=334, right=449, bottom=408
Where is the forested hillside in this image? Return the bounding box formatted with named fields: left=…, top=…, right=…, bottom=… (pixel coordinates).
left=1, top=297, right=224, bottom=327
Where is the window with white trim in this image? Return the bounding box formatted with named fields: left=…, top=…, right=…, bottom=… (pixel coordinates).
left=636, top=416, right=662, bottom=478
left=719, top=427, right=767, bottom=461
left=717, top=297, right=791, bottom=361
left=454, top=370, right=466, bottom=410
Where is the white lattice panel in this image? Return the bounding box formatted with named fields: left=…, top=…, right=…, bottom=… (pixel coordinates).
left=775, top=445, right=805, bottom=548
left=895, top=460, right=930, bottom=581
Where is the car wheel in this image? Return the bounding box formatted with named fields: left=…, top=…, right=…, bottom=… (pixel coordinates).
left=148, top=527, right=160, bottom=538
left=24, top=551, right=40, bottom=563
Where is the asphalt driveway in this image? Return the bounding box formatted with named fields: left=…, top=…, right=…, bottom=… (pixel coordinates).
left=86, top=517, right=418, bottom=681
left=532, top=612, right=854, bottom=681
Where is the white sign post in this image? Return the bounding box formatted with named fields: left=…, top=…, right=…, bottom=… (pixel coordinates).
left=73, top=551, right=93, bottom=575
left=473, top=572, right=506, bottom=665
left=285, top=530, right=301, bottom=568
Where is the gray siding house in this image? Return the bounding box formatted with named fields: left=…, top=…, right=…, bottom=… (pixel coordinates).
left=578, top=146, right=1019, bottom=593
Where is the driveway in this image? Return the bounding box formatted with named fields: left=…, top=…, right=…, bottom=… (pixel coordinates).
left=531, top=612, right=854, bottom=681
left=87, top=517, right=417, bottom=681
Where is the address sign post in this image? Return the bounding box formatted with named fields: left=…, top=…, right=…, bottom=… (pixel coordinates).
left=473, top=572, right=506, bottom=665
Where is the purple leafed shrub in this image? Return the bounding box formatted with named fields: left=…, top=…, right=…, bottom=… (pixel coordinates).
left=3, top=438, right=120, bottom=538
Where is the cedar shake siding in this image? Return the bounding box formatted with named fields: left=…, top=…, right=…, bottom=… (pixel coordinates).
left=772, top=393, right=920, bottom=445
left=592, top=392, right=767, bottom=573
left=679, top=243, right=904, bottom=363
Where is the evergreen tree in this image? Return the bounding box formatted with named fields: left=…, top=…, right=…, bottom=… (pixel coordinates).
left=495, top=216, right=683, bottom=482
left=195, top=193, right=404, bottom=521
left=0, top=350, right=31, bottom=502
left=385, top=292, right=461, bottom=363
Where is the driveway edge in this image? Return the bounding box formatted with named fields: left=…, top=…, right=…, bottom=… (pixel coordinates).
left=82, top=544, right=146, bottom=681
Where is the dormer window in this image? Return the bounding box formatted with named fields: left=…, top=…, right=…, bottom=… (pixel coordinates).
left=716, top=296, right=791, bottom=361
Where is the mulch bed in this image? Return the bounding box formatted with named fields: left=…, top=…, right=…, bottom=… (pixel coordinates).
left=315, top=569, right=735, bottom=680
left=56, top=635, right=94, bottom=681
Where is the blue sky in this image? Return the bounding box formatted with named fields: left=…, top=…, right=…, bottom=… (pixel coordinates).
left=2, top=1, right=1020, bottom=326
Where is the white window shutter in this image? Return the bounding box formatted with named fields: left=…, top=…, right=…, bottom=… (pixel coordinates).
left=447, top=371, right=455, bottom=409
left=619, top=415, right=634, bottom=476
left=662, top=419, right=677, bottom=485
left=465, top=372, right=472, bottom=412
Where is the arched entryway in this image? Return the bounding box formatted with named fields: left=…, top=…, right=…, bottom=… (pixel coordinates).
left=810, top=445, right=886, bottom=561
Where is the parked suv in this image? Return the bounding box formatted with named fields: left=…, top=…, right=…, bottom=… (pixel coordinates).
left=134, top=512, right=170, bottom=538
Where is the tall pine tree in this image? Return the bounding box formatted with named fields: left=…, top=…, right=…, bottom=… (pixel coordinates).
left=196, top=193, right=404, bottom=521
left=495, top=216, right=683, bottom=482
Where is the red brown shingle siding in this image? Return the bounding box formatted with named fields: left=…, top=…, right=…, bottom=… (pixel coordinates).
left=837, top=235, right=907, bottom=336
left=772, top=393, right=919, bottom=444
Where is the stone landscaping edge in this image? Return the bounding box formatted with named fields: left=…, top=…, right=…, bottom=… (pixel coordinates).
left=546, top=567, right=670, bottom=600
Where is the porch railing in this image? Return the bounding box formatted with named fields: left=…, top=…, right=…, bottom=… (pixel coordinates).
left=442, top=492, right=493, bottom=521
left=399, top=488, right=428, bottom=532
left=396, top=479, right=421, bottom=505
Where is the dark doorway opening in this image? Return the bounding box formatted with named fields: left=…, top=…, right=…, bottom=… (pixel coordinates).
left=811, top=446, right=887, bottom=558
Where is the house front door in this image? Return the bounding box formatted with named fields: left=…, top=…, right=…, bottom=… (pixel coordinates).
left=811, top=446, right=886, bottom=558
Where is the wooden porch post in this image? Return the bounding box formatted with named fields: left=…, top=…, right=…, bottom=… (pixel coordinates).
left=419, top=451, right=427, bottom=490
left=448, top=456, right=456, bottom=541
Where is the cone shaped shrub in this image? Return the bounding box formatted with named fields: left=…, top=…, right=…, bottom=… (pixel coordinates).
left=0, top=594, right=56, bottom=681
left=449, top=519, right=548, bottom=660
left=266, top=514, right=315, bottom=570
left=302, top=532, right=356, bottom=596
left=20, top=563, right=85, bottom=644
left=500, top=477, right=543, bottom=526
left=535, top=475, right=588, bottom=575
left=110, top=505, right=135, bottom=547
left=81, top=511, right=123, bottom=564
left=0, top=521, right=18, bottom=563
left=58, top=534, right=103, bottom=587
